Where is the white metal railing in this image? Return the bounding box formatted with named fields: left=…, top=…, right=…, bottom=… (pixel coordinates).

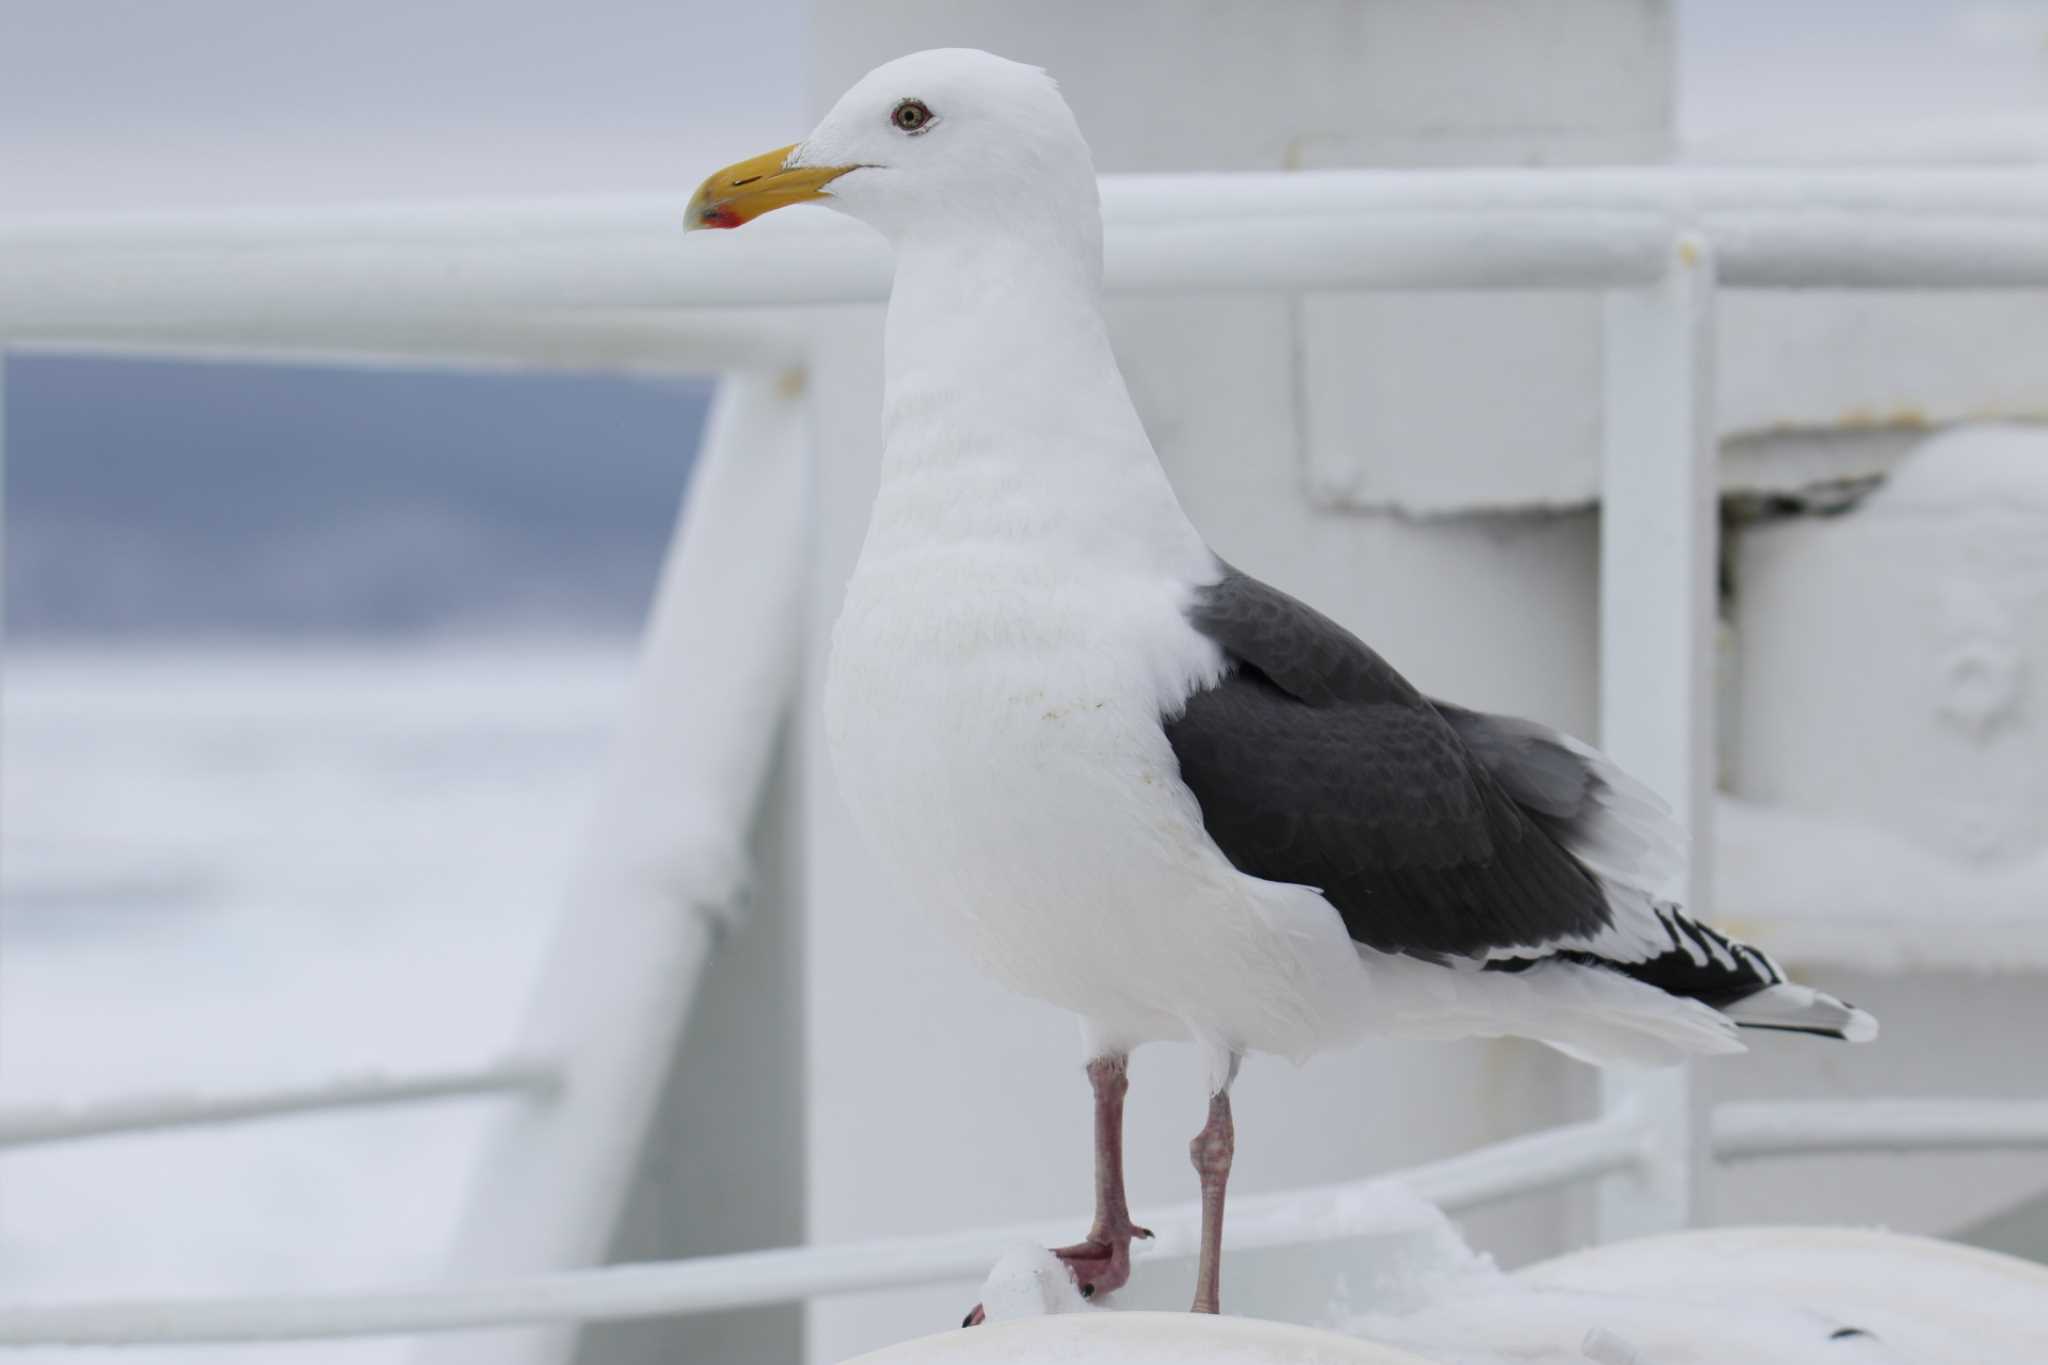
left=3, top=164, right=2047, bottom=1349
left=2, top=1097, right=2041, bottom=1345
left=7, top=169, right=2048, bottom=357
left=1593, top=233, right=1719, bottom=1242
left=418, top=367, right=812, bottom=1365
left=1714, top=1100, right=2048, bottom=1162
left=0, top=1110, right=1646, bottom=1345
left=0, top=1059, right=559, bottom=1149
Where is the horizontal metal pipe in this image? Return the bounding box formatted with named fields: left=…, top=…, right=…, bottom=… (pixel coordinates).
left=1713, top=1100, right=2048, bottom=1162
left=0, top=1061, right=559, bottom=1150
left=1097, top=165, right=2048, bottom=222
left=0, top=211, right=1673, bottom=346
left=1385, top=1109, right=1647, bottom=1213
left=5, top=167, right=2042, bottom=248
left=1714, top=213, right=2048, bottom=289
left=7, top=215, right=2045, bottom=369
left=1104, top=211, right=1669, bottom=292
left=7, top=308, right=811, bottom=376
left=0, top=1112, right=1642, bottom=1345
left=5, top=170, right=2048, bottom=361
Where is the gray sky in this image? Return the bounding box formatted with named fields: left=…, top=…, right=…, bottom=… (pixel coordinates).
left=0, top=0, right=804, bottom=211
left=3, top=1, right=2045, bottom=213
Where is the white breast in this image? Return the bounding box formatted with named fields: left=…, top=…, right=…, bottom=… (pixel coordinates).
left=824, top=504, right=1374, bottom=1060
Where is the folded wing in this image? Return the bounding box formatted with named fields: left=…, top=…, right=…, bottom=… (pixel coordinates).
left=1167, top=564, right=1873, bottom=1045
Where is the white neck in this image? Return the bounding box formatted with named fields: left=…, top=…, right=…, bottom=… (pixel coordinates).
left=870, top=229, right=1210, bottom=578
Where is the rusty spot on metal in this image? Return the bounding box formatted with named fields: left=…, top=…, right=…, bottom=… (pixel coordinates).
left=1834, top=405, right=1930, bottom=431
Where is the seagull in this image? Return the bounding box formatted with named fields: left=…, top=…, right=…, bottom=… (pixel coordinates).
left=687, top=48, right=1877, bottom=1320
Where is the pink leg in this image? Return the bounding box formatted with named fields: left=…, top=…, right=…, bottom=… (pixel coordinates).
left=1051, top=1054, right=1153, bottom=1296
left=964, top=1054, right=1151, bottom=1326
left=1187, top=1088, right=1234, bottom=1315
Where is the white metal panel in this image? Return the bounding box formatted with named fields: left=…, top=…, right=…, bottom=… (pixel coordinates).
left=1299, top=290, right=1603, bottom=512
left=806, top=1, right=1672, bottom=177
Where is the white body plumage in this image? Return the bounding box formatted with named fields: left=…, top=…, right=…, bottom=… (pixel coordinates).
left=806, top=48, right=1864, bottom=1083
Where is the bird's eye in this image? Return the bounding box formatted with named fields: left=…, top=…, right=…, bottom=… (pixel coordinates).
left=891, top=99, right=935, bottom=134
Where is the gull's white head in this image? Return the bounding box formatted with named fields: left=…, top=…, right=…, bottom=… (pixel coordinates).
left=687, top=49, right=1097, bottom=246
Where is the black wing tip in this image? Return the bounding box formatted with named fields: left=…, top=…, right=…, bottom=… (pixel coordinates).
left=1732, top=1020, right=1865, bottom=1042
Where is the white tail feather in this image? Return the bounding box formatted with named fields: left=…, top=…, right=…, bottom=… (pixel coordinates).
left=1381, top=955, right=1747, bottom=1068
left=1724, top=983, right=1879, bottom=1042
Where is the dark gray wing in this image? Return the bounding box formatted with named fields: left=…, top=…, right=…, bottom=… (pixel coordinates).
left=1167, top=565, right=1613, bottom=962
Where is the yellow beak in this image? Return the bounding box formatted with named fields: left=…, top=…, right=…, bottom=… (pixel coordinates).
left=686, top=143, right=855, bottom=230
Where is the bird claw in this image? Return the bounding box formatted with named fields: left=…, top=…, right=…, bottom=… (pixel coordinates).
left=1049, top=1230, right=1140, bottom=1300
left=959, top=1226, right=1146, bottom=1327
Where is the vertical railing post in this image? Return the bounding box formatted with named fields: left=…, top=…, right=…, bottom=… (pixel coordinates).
left=416, top=368, right=812, bottom=1365
left=1594, top=234, right=1718, bottom=1242
left=1, top=351, right=8, bottom=650
left=0, top=351, right=7, bottom=649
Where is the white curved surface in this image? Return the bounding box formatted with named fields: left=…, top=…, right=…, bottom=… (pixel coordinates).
left=1520, top=1226, right=2048, bottom=1362
left=1337, top=1225, right=2048, bottom=1363
left=840, top=1218, right=2048, bottom=1364
left=841, top=1313, right=1435, bottom=1365
left=1346, top=1224, right=2047, bottom=1363
left=1725, top=423, right=2048, bottom=971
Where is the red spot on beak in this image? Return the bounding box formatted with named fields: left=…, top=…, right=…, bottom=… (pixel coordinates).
left=699, top=205, right=744, bottom=230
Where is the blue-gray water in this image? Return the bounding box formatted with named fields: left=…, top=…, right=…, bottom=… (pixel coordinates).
left=5, top=355, right=712, bottom=639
